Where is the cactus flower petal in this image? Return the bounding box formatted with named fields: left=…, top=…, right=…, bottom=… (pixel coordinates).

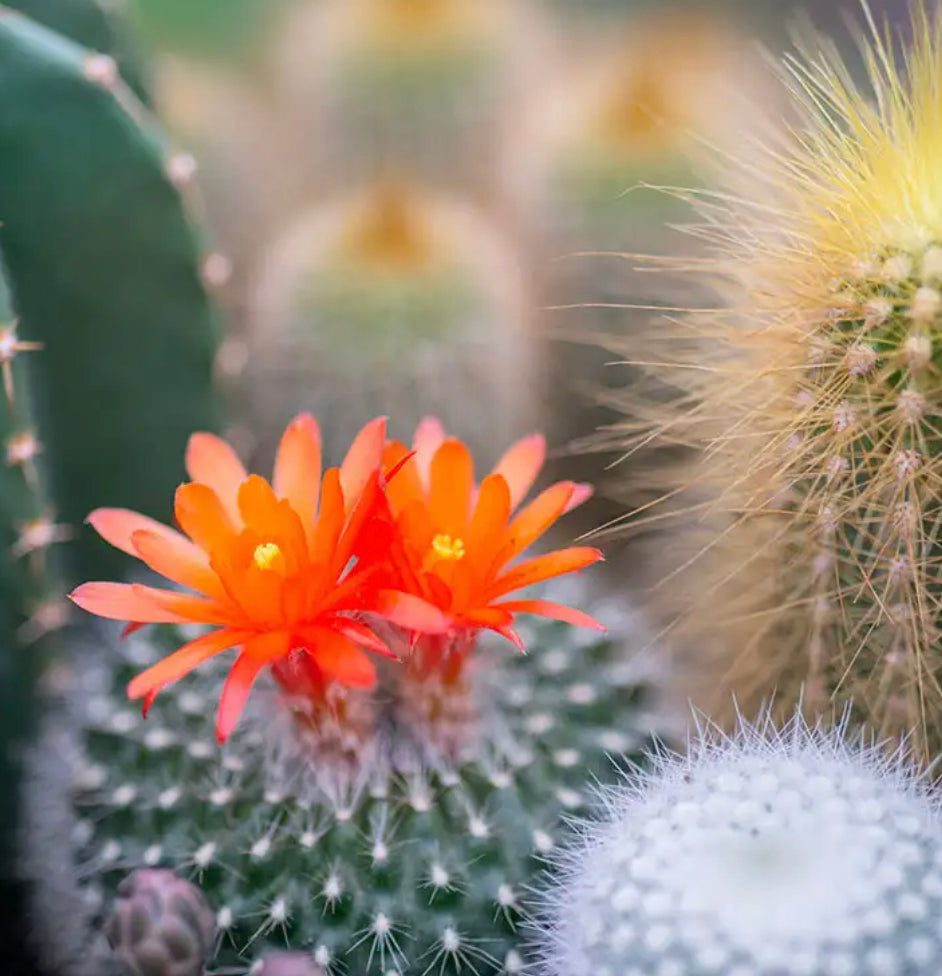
left=129, top=529, right=225, bottom=599
left=377, top=420, right=605, bottom=670
left=70, top=415, right=425, bottom=740
left=87, top=508, right=198, bottom=559
left=216, top=651, right=267, bottom=743
left=493, top=599, right=605, bottom=631
left=486, top=548, right=603, bottom=601
left=493, top=433, right=546, bottom=509
left=272, top=413, right=322, bottom=544
left=185, top=432, right=248, bottom=524
left=128, top=627, right=255, bottom=701
left=339, top=415, right=387, bottom=503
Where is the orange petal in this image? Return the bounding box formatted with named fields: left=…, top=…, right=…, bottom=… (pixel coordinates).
left=237, top=475, right=307, bottom=570
left=504, top=482, right=579, bottom=562
left=185, top=432, right=247, bottom=525
left=460, top=606, right=514, bottom=629
left=466, top=474, right=512, bottom=573
left=493, top=599, right=606, bottom=631
left=429, top=439, right=474, bottom=535
left=382, top=441, right=424, bottom=516
left=304, top=627, right=377, bottom=688
left=127, top=626, right=251, bottom=701
left=375, top=590, right=451, bottom=633
left=215, top=651, right=266, bottom=742
left=242, top=629, right=292, bottom=662
left=273, top=413, right=322, bottom=548
left=175, top=482, right=237, bottom=555
left=309, top=468, right=345, bottom=570
left=329, top=472, right=385, bottom=580
left=131, top=529, right=225, bottom=599
left=491, top=625, right=525, bottom=652
left=564, top=482, right=594, bottom=513
left=412, top=416, right=446, bottom=486
left=336, top=618, right=396, bottom=659
left=340, top=417, right=386, bottom=508
left=132, top=584, right=238, bottom=626
left=486, top=547, right=603, bottom=600
left=71, top=581, right=200, bottom=623
left=87, top=508, right=187, bottom=558
left=492, top=433, right=546, bottom=510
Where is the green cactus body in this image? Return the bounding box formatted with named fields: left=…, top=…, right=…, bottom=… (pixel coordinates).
left=0, top=257, right=70, bottom=886
left=0, top=9, right=221, bottom=582
left=3, top=0, right=151, bottom=100
left=25, top=585, right=658, bottom=974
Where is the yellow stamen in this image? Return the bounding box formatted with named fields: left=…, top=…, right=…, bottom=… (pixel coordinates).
left=431, top=533, right=465, bottom=561
left=253, top=542, right=283, bottom=571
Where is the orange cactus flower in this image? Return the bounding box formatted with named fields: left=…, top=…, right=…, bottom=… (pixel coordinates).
left=70, top=415, right=446, bottom=742
left=379, top=418, right=605, bottom=674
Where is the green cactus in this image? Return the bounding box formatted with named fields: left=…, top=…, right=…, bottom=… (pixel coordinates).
left=0, top=256, right=71, bottom=893
left=3, top=0, right=151, bottom=100
left=23, top=583, right=660, bottom=974
left=0, top=8, right=222, bottom=582
left=0, top=10, right=222, bottom=966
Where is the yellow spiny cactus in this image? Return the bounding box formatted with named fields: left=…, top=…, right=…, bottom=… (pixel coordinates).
left=619, top=5, right=942, bottom=764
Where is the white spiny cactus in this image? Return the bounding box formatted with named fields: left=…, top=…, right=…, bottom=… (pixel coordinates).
left=534, top=710, right=942, bottom=976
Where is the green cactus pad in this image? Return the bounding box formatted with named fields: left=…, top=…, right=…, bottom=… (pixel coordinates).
left=0, top=10, right=222, bottom=582
left=23, top=582, right=662, bottom=975
left=4, top=0, right=151, bottom=101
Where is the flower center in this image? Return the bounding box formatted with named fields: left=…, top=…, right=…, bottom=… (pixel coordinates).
left=253, top=542, right=283, bottom=571
left=431, top=533, right=465, bottom=561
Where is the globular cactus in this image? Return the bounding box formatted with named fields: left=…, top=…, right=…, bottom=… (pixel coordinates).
left=34, top=597, right=652, bottom=975
left=534, top=710, right=942, bottom=976
left=105, top=869, right=216, bottom=976
left=252, top=953, right=328, bottom=976
left=240, top=182, right=534, bottom=468
left=0, top=6, right=222, bottom=581
left=617, top=4, right=942, bottom=762
left=23, top=414, right=661, bottom=975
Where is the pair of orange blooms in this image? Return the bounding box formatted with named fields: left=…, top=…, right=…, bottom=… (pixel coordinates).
left=71, top=415, right=604, bottom=742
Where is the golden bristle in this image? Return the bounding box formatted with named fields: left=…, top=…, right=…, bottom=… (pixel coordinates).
left=616, top=3, right=942, bottom=766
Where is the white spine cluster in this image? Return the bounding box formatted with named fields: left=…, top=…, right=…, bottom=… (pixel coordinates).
left=534, top=712, right=942, bottom=976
